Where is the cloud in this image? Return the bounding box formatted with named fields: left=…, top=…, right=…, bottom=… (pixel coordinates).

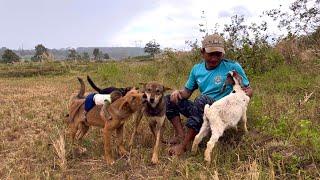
left=0, top=0, right=158, bottom=48
left=232, top=6, right=253, bottom=17
left=0, top=0, right=294, bottom=49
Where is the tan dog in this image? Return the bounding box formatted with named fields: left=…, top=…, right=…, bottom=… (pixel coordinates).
left=67, top=77, right=122, bottom=141
left=68, top=77, right=146, bottom=164
left=129, top=81, right=171, bottom=164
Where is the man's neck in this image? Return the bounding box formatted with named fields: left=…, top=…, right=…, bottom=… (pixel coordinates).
left=205, top=59, right=223, bottom=70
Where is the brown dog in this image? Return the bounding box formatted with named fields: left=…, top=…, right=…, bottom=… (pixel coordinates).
left=67, top=77, right=122, bottom=141
left=68, top=77, right=146, bottom=164
left=129, top=81, right=171, bottom=164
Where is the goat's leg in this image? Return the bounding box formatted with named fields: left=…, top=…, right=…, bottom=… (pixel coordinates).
left=191, top=117, right=210, bottom=153
left=241, top=110, right=248, bottom=133
left=129, top=111, right=143, bottom=147
left=204, top=124, right=224, bottom=163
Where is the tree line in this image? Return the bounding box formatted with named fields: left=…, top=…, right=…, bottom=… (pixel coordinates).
left=0, top=45, right=110, bottom=63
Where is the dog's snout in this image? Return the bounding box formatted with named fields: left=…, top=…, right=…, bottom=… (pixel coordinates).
left=150, top=98, right=155, bottom=103
left=142, top=93, right=147, bottom=103
left=142, top=93, right=147, bottom=99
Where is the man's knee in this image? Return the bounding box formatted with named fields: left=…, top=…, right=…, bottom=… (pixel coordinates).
left=185, top=117, right=202, bottom=133
left=165, top=94, right=180, bottom=121
left=194, top=95, right=214, bottom=111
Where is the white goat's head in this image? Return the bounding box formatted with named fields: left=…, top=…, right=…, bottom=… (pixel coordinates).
left=228, top=70, right=243, bottom=86
left=221, top=70, right=244, bottom=92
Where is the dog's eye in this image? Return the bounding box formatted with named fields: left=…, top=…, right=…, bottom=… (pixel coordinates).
left=147, top=88, right=151, bottom=92
left=156, top=89, right=160, bottom=93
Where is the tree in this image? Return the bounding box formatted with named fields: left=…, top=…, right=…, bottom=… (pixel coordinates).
left=265, top=0, right=320, bottom=35
left=82, top=52, right=90, bottom=61
left=93, top=48, right=100, bottom=60
left=1, top=49, right=20, bottom=63
left=103, top=53, right=110, bottom=60
left=67, top=49, right=77, bottom=60
left=144, top=40, right=161, bottom=58
left=32, top=44, right=49, bottom=62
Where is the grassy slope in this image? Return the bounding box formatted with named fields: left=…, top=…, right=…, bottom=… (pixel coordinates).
left=0, top=59, right=319, bottom=179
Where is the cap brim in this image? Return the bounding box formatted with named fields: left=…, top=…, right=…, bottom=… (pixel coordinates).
left=205, top=47, right=225, bottom=54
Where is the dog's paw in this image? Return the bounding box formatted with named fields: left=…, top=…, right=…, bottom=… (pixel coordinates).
left=128, top=139, right=134, bottom=147
left=119, top=148, right=129, bottom=157
left=151, top=156, right=159, bottom=164
left=105, top=157, right=115, bottom=165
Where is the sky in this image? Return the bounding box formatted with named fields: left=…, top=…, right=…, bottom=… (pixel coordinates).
left=0, top=0, right=294, bottom=50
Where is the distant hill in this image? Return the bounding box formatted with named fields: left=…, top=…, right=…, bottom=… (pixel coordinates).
left=0, top=47, right=147, bottom=60
left=76, top=47, right=146, bottom=60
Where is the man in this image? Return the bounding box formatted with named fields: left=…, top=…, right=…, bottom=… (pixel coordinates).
left=165, top=33, right=253, bottom=156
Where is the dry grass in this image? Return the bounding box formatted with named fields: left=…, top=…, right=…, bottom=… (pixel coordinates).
left=52, top=134, right=66, bottom=171
left=0, top=61, right=318, bottom=179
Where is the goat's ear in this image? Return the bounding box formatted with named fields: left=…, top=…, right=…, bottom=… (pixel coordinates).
left=220, top=73, right=235, bottom=93
left=226, top=73, right=235, bottom=85
left=231, top=70, right=238, bottom=76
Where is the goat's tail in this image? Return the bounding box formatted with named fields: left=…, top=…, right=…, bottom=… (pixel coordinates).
left=87, top=75, right=102, bottom=93
left=77, top=77, right=85, bottom=98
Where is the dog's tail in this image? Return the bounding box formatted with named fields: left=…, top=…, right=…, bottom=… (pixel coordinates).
left=77, top=77, right=85, bottom=98
left=87, top=75, right=102, bottom=93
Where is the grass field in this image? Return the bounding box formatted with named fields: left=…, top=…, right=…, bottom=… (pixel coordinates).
left=0, top=58, right=319, bottom=179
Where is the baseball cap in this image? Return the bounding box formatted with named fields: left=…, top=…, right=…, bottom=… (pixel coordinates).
left=202, top=34, right=225, bottom=54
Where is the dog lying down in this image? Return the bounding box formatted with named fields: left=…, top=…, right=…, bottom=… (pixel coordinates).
left=68, top=77, right=147, bottom=164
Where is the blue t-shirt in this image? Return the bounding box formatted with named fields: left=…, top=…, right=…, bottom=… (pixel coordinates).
left=185, top=59, right=250, bottom=101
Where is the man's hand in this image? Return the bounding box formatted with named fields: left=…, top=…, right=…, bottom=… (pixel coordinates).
left=170, top=90, right=182, bottom=104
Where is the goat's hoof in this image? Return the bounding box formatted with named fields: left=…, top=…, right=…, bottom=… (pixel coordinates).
left=204, top=155, right=211, bottom=164
left=191, top=147, right=198, bottom=155
left=205, top=159, right=211, bottom=166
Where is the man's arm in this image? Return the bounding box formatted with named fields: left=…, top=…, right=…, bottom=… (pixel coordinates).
left=170, top=87, right=193, bottom=104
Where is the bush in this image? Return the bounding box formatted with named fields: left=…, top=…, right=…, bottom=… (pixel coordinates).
left=1, top=49, right=20, bottom=63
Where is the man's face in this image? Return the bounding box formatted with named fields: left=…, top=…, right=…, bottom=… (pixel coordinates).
left=202, top=50, right=223, bottom=69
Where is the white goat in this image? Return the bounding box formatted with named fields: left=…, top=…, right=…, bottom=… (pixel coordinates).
left=191, top=70, right=250, bottom=163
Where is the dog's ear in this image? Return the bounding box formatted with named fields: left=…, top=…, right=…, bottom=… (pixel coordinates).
left=110, top=91, right=122, bottom=102
left=163, top=86, right=172, bottom=92
left=138, top=83, right=146, bottom=88
left=119, top=100, right=130, bottom=112
left=138, top=83, right=147, bottom=92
